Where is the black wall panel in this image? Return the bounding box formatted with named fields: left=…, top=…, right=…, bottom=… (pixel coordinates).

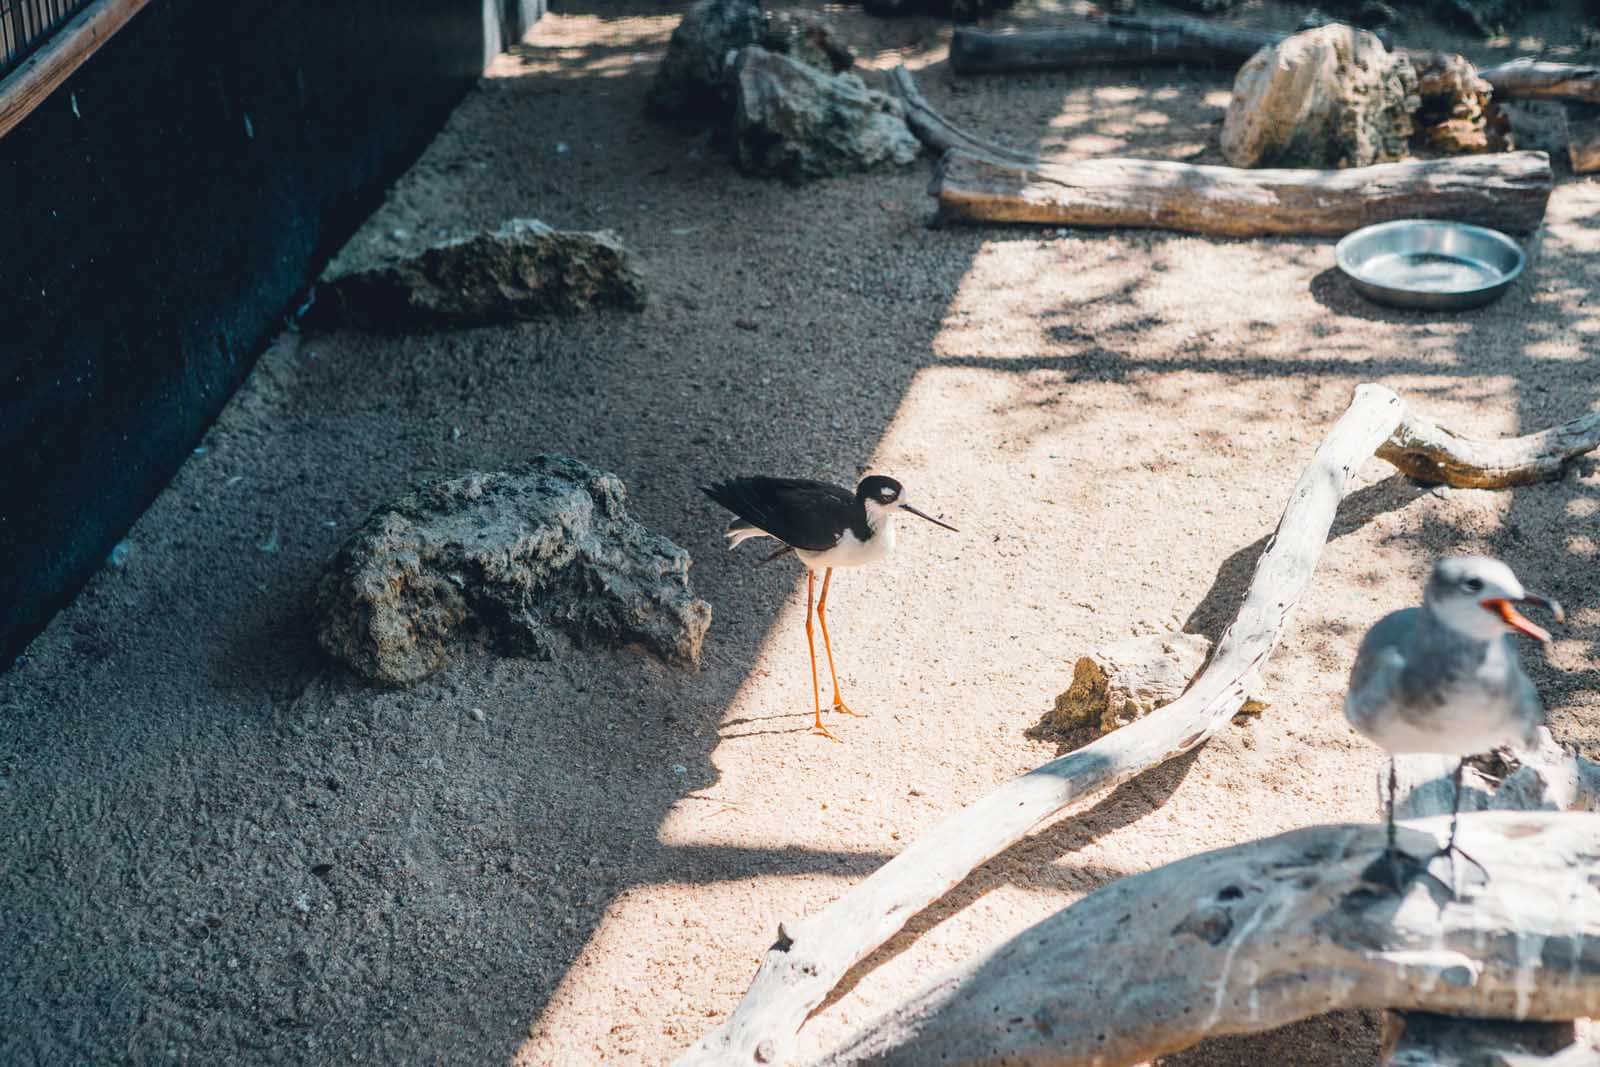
left=0, top=1, right=487, bottom=665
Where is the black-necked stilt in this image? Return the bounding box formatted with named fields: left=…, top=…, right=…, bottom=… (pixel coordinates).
left=1345, top=555, right=1563, bottom=892
left=702, top=475, right=959, bottom=741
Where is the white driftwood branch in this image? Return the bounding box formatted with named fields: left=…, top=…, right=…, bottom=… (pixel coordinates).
left=810, top=814, right=1600, bottom=1066
left=674, top=385, right=1600, bottom=1067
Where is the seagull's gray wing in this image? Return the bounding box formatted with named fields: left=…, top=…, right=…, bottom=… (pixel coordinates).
left=1509, top=645, right=1546, bottom=746
left=1344, top=608, right=1418, bottom=734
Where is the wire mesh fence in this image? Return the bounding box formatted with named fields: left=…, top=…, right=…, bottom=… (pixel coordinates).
left=1, top=0, right=94, bottom=81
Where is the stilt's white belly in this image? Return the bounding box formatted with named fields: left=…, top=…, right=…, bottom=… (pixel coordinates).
left=795, top=521, right=894, bottom=570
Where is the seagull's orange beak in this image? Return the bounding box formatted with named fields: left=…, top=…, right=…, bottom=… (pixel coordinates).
left=1481, top=594, right=1562, bottom=645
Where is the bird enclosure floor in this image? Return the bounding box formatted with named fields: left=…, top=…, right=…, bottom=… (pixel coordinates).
left=4, top=2, right=1600, bottom=1065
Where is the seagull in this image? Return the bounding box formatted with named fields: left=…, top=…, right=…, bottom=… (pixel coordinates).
left=1344, top=555, right=1563, bottom=891
left=702, top=475, right=958, bottom=741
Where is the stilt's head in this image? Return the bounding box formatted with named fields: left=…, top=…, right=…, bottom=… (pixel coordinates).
left=1424, top=556, right=1563, bottom=646
left=856, top=476, right=959, bottom=533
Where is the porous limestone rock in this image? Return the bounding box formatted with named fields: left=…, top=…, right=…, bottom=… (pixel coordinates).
left=1047, top=632, right=1213, bottom=735
left=1410, top=51, right=1498, bottom=154
left=317, top=457, right=712, bottom=686
left=309, top=219, right=646, bottom=331
left=1221, top=24, right=1419, bottom=168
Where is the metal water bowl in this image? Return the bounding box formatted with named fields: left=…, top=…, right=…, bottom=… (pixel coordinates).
left=1335, top=219, right=1527, bottom=310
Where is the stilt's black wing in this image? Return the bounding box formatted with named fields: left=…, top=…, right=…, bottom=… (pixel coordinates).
left=700, top=477, right=854, bottom=552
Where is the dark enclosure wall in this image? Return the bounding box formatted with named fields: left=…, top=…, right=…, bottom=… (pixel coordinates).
left=0, top=1, right=518, bottom=666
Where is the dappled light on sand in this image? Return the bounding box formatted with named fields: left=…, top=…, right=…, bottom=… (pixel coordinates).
left=502, top=7, right=1599, bottom=1063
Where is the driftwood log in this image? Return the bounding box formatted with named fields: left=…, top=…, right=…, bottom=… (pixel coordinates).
left=885, top=67, right=1552, bottom=237
left=808, top=813, right=1600, bottom=1067
left=948, top=17, right=1284, bottom=75
left=1479, top=60, right=1600, bottom=105
left=1383, top=732, right=1600, bottom=1064
left=931, top=147, right=1553, bottom=236
left=673, top=384, right=1600, bottom=1067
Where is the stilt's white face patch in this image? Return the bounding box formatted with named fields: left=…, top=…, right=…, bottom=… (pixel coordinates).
left=862, top=497, right=900, bottom=529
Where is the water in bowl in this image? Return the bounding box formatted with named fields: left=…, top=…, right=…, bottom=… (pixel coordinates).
left=1359, top=251, right=1501, bottom=293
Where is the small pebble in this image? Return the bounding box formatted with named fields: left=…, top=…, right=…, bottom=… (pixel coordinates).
left=469, top=707, right=485, bottom=722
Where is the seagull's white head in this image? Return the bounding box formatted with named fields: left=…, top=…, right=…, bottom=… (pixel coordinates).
left=1423, top=555, right=1562, bottom=645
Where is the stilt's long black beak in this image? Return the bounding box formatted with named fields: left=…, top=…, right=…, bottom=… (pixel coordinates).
left=900, top=503, right=958, bottom=532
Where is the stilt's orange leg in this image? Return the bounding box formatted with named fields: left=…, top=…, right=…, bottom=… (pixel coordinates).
left=817, top=568, right=862, bottom=717
left=805, top=571, right=838, bottom=741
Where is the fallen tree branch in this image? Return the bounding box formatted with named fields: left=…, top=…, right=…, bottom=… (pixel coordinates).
left=948, top=17, right=1283, bottom=75
left=885, top=65, right=1036, bottom=166
left=1479, top=59, right=1600, bottom=105
left=674, top=385, right=1600, bottom=1067
left=931, top=147, right=1553, bottom=236
left=810, top=813, right=1600, bottom=1066
left=1377, top=407, right=1600, bottom=488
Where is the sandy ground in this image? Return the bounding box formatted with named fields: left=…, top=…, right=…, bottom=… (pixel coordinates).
left=4, top=2, right=1600, bottom=1064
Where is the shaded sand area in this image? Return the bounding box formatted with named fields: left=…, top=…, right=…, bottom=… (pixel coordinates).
left=3, top=3, right=1599, bottom=1064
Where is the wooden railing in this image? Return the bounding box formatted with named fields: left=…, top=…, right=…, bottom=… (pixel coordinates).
left=0, top=0, right=151, bottom=139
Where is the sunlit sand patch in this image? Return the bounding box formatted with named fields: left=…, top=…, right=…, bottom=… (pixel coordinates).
left=489, top=14, right=679, bottom=80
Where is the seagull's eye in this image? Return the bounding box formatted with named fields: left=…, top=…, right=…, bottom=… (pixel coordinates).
left=1463, top=577, right=1485, bottom=594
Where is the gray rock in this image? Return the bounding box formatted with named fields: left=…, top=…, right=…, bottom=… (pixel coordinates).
left=730, top=46, right=920, bottom=183
left=309, top=219, right=646, bottom=331
left=317, top=457, right=712, bottom=686
left=1221, top=23, right=1418, bottom=169
left=647, top=0, right=767, bottom=126
left=763, top=10, right=854, bottom=74
left=1046, top=632, right=1213, bottom=735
